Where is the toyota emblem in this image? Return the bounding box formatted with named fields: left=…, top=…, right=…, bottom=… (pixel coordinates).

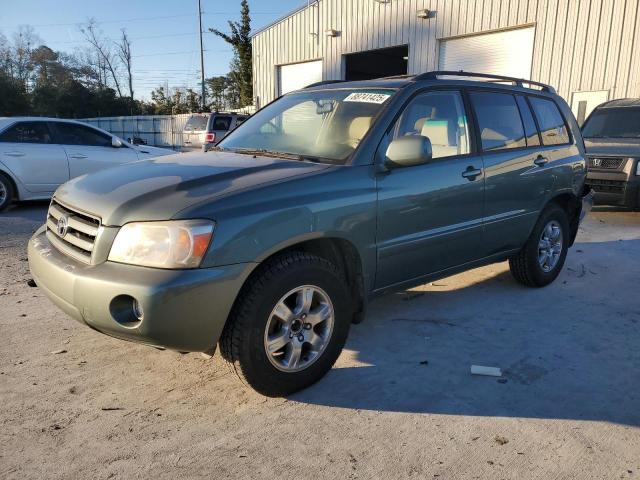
left=57, top=216, right=69, bottom=237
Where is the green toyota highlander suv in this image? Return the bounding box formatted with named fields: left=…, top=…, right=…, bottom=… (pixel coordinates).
left=28, top=71, right=593, bottom=396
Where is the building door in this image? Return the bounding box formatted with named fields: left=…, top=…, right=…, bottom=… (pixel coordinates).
left=278, top=60, right=323, bottom=96
left=570, top=90, right=609, bottom=126
left=439, top=26, right=535, bottom=79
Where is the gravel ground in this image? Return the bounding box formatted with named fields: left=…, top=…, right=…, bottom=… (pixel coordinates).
left=1, top=203, right=639, bottom=480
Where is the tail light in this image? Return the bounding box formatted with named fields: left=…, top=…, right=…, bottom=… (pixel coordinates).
left=205, top=132, right=216, bottom=143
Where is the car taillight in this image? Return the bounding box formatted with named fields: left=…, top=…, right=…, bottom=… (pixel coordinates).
left=205, top=132, right=215, bottom=143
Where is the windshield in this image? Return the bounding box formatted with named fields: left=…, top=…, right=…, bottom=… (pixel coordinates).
left=184, top=115, right=209, bottom=132
left=582, top=107, right=640, bottom=138
left=218, top=89, right=396, bottom=163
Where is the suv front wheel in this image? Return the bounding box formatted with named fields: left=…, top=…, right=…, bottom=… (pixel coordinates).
left=509, top=204, right=570, bottom=287
left=219, top=252, right=352, bottom=396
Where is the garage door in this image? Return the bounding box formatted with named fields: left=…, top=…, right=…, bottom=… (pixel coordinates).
left=278, top=60, right=323, bottom=96
left=439, top=27, right=535, bottom=79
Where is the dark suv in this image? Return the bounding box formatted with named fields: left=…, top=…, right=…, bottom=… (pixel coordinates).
left=582, top=99, right=640, bottom=209
left=29, top=71, right=592, bottom=396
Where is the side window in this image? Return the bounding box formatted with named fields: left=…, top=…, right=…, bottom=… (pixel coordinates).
left=0, top=122, right=52, bottom=144
left=211, top=116, right=232, bottom=131
left=470, top=91, right=526, bottom=151
left=515, top=96, right=541, bottom=146
left=392, top=90, right=470, bottom=159
left=529, top=97, right=570, bottom=145
left=56, top=123, right=112, bottom=147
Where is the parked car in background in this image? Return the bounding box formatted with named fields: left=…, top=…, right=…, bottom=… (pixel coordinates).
left=202, top=113, right=249, bottom=152
left=0, top=117, right=174, bottom=211
left=582, top=99, right=640, bottom=209
left=182, top=113, right=210, bottom=149
left=28, top=72, right=592, bottom=396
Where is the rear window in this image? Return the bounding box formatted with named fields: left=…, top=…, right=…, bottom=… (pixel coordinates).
left=529, top=97, right=570, bottom=145
left=470, top=91, right=526, bottom=151
left=210, top=116, right=232, bottom=131
left=0, top=122, right=52, bottom=144
left=184, top=115, right=209, bottom=131
left=582, top=107, right=640, bottom=138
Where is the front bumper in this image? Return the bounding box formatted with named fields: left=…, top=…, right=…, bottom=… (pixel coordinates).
left=28, top=226, right=256, bottom=353
left=587, top=172, right=640, bottom=208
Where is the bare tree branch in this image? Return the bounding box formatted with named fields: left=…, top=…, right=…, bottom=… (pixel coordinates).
left=80, top=19, right=122, bottom=97
left=116, top=29, right=134, bottom=101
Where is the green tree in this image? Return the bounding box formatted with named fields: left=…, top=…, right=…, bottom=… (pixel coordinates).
left=0, top=71, right=30, bottom=115
left=209, top=0, right=252, bottom=107
left=206, top=75, right=228, bottom=111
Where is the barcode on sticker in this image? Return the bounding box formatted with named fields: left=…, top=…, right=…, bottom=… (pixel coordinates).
left=344, top=92, right=391, bottom=104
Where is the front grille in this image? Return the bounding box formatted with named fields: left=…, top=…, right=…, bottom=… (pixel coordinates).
left=586, top=178, right=626, bottom=194
left=46, top=199, right=101, bottom=263
left=588, top=157, right=626, bottom=170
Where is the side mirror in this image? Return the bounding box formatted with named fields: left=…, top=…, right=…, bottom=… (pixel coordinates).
left=385, top=136, right=432, bottom=168
left=111, top=137, right=123, bottom=148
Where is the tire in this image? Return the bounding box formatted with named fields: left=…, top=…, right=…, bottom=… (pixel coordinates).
left=0, top=173, right=15, bottom=212
left=509, top=204, right=570, bottom=288
left=219, top=251, right=352, bottom=396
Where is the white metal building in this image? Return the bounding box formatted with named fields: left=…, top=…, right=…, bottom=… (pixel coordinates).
left=252, top=0, right=640, bottom=124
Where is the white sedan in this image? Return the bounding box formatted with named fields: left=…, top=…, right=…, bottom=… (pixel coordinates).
left=0, top=117, right=175, bottom=211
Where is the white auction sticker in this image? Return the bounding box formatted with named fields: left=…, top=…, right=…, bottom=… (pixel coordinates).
left=344, top=92, right=391, bottom=104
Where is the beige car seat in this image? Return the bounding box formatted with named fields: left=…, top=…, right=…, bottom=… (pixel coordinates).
left=347, top=117, right=373, bottom=148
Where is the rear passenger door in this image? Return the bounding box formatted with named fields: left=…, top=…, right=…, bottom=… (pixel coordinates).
left=468, top=90, right=553, bottom=255
left=375, top=90, right=485, bottom=288
left=52, top=122, right=139, bottom=178
left=0, top=121, right=69, bottom=193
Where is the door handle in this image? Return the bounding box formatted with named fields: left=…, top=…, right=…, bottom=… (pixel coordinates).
left=461, top=166, right=482, bottom=181
left=69, top=154, right=88, bottom=159
left=4, top=151, right=25, bottom=157
left=534, top=155, right=549, bottom=167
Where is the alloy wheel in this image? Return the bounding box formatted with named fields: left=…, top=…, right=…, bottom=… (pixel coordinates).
left=538, top=220, right=563, bottom=273
left=263, top=285, right=335, bottom=372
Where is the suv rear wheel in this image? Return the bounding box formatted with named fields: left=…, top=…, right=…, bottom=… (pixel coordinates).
left=509, top=204, right=570, bottom=287
left=219, top=251, right=352, bottom=396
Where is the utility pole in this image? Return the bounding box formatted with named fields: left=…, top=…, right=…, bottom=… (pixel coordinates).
left=198, top=0, right=206, bottom=110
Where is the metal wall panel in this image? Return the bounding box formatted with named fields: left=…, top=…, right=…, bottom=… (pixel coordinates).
left=253, top=0, right=639, bottom=106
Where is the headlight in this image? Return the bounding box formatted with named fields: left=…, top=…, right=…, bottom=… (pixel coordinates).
left=635, top=159, right=640, bottom=176
left=108, top=220, right=214, bottom=269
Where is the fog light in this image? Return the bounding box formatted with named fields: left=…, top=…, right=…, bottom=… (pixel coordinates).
left=109, top=295, right=144, bottom=328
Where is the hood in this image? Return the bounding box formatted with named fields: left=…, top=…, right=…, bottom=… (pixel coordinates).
left=584, top=137, right=640, bottom=157
left=132, top=145, right=175, bottom=157
left=55, top=151, right=330, bottom=226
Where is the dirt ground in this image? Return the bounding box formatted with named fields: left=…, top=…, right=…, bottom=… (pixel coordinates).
left=1, top=203, right=639, bottom=480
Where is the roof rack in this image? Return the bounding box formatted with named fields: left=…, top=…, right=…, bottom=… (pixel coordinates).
left=304, top=80, right=347, bottom=89
left=414, top=71, right=556, bottom=94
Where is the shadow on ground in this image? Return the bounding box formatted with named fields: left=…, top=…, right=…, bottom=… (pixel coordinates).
left=294, top=239, right=640, bottom=426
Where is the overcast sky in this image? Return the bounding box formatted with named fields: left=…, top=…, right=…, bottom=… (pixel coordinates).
left=0, top=0, right=303, bottom=100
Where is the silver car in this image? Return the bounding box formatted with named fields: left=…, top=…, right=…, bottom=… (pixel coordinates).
left=0, top=117, right=173, bottom=211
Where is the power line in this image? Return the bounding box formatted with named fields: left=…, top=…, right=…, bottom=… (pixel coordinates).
left=0, top=11, right=285, bottom=29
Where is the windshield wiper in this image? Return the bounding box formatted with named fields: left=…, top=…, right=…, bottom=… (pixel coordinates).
left=229, top=148, right=330, bottom=164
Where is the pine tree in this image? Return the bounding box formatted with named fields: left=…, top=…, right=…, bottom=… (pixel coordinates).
left=210, top=0, right=252, bottom=107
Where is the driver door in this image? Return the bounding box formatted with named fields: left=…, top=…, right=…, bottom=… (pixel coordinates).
left=375, top=90, right=485, bottom=289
